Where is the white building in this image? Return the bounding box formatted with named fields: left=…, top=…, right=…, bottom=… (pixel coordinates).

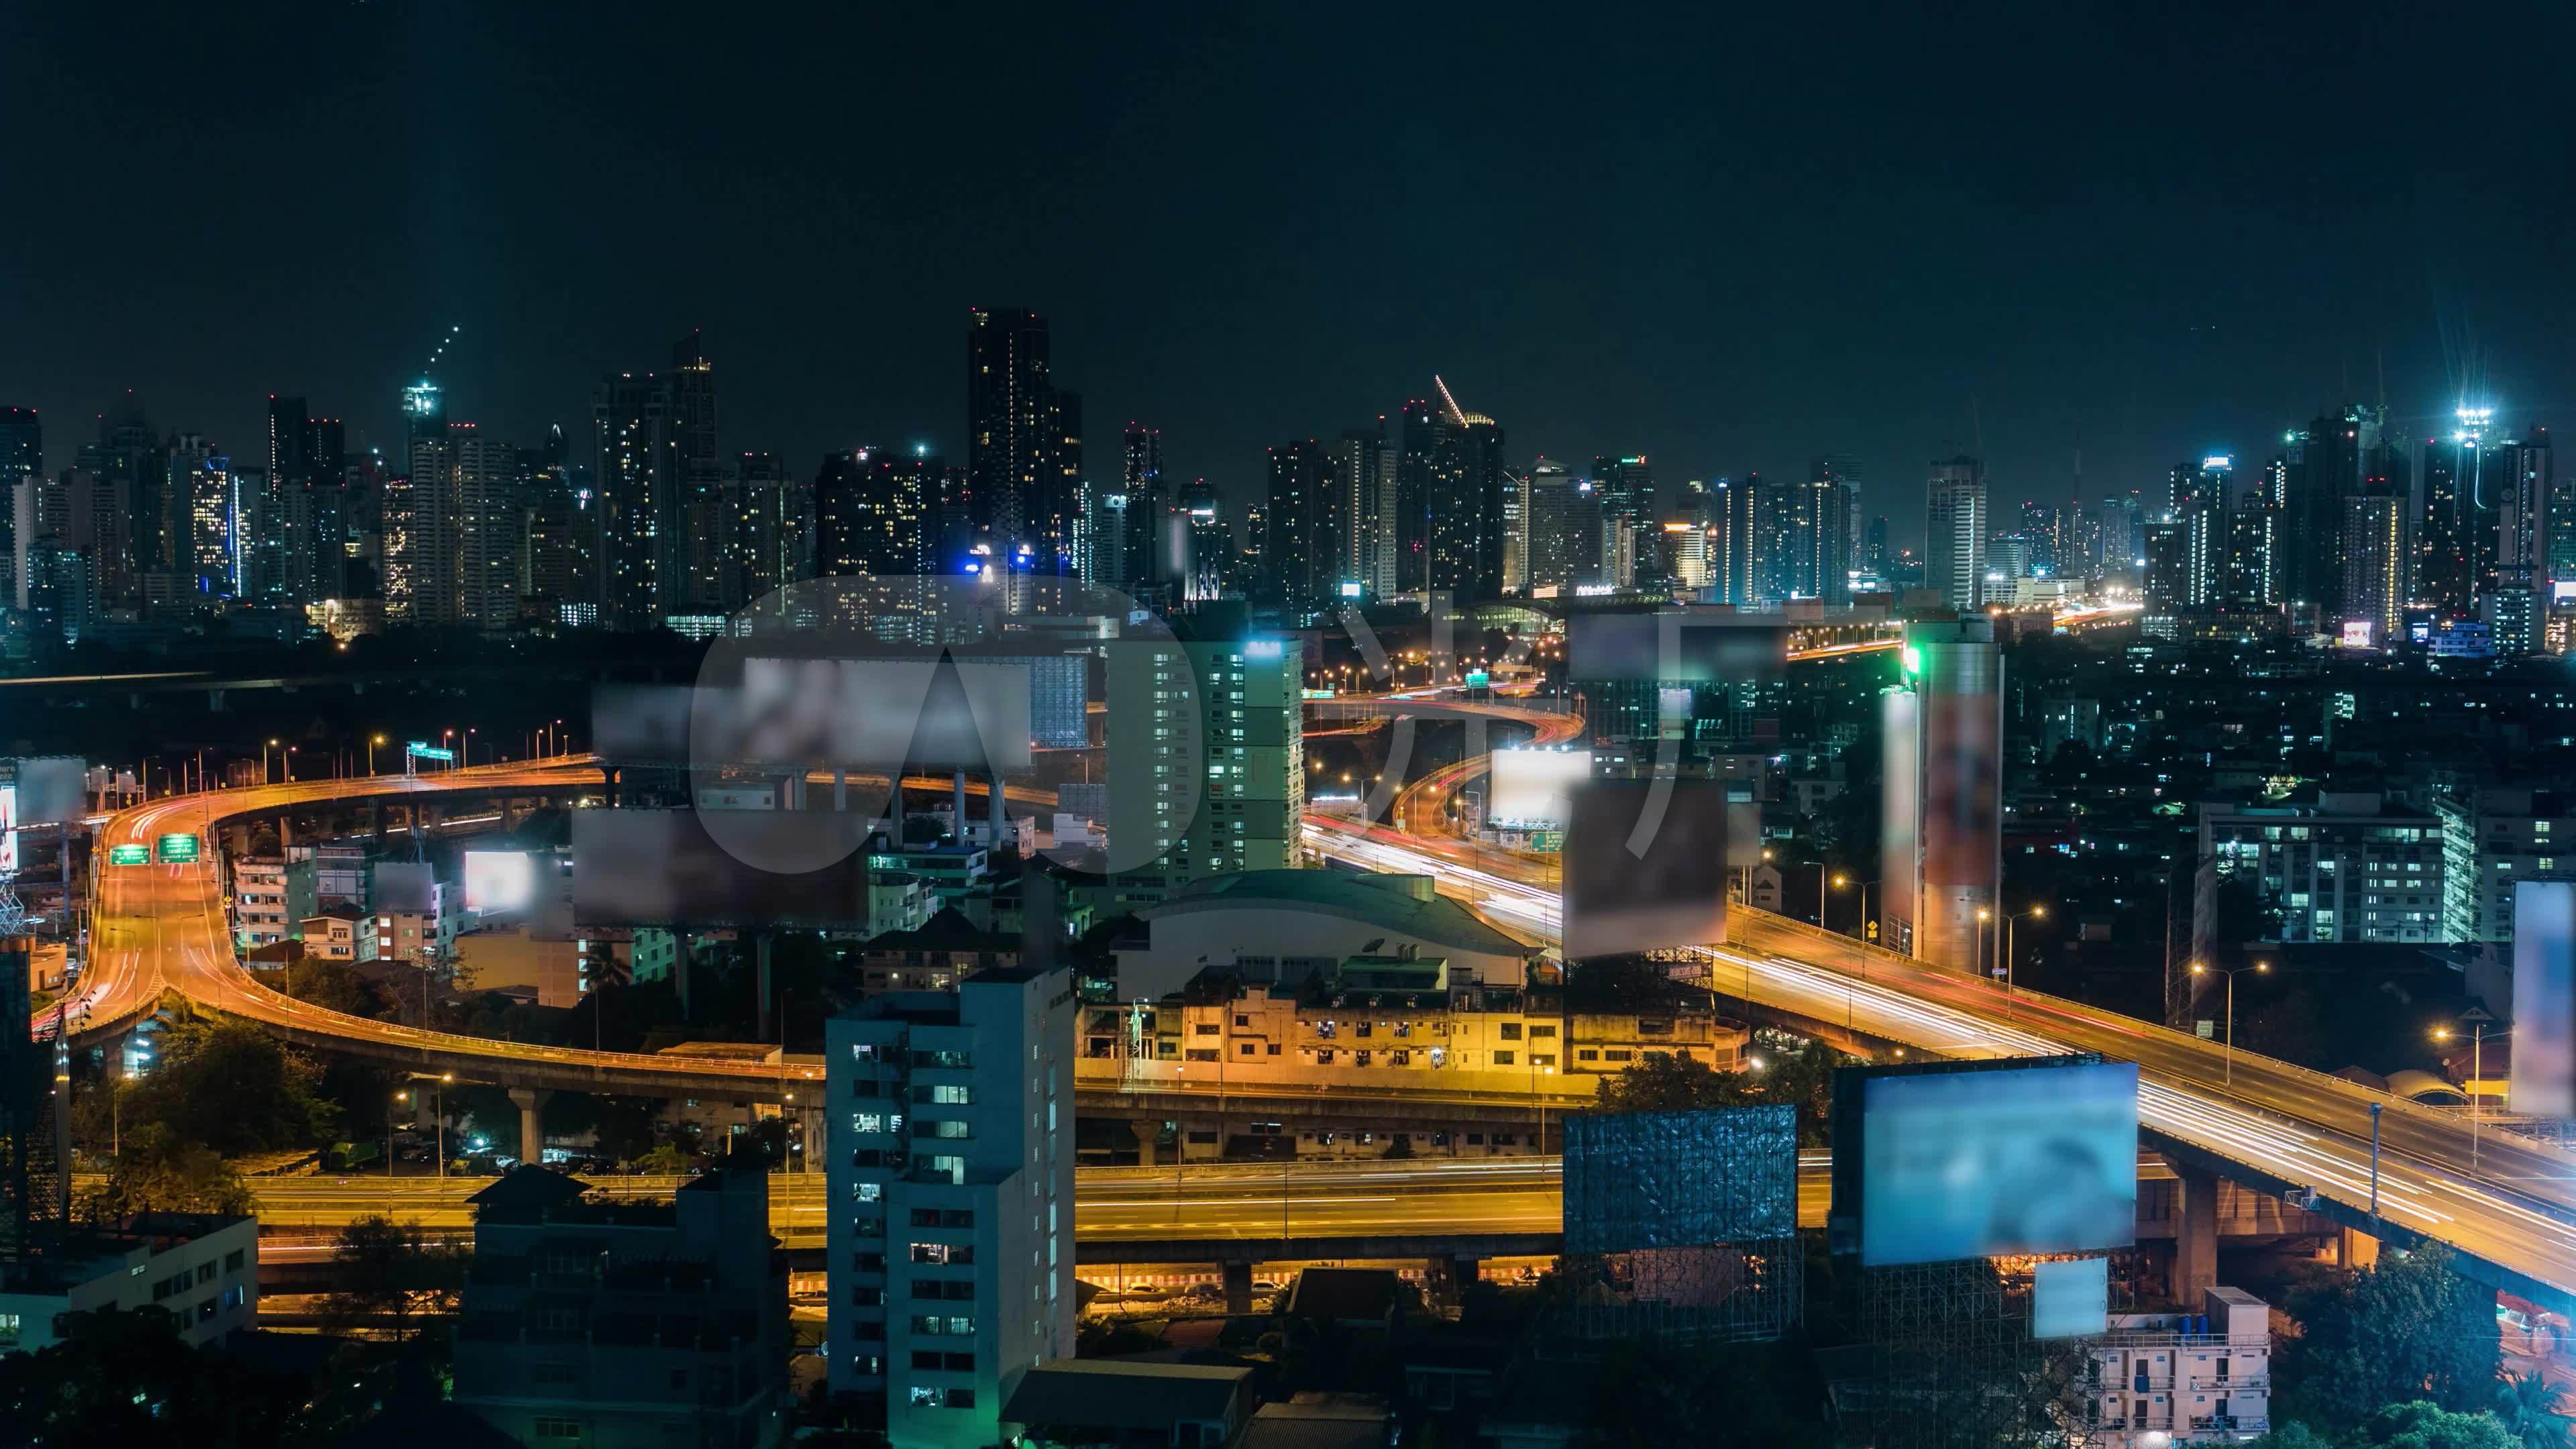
left=2085, top=1285, right=2271, bottom=1446
left=828, top=966, right=1075, bottom=1449
left=1925, top=455, right=1988, bottom=610
left=299, top=904, right=379, bottom=963
left=0, top=1212, right=258, bottom=1354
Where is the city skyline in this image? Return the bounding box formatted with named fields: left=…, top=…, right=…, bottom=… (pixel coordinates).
left=7, top=5, right=2576, bottom=546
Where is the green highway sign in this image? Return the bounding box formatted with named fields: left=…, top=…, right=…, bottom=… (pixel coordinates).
left=109, top=843, right=150, bottom=865
left=154, top=833, right=201, bottom=864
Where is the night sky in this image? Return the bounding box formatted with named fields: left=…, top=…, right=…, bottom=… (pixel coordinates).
left=7, top=2, right=2573, bottom=545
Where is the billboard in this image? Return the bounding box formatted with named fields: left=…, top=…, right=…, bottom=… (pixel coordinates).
left=1563, top=1104, right=1797, bottom=1252
left=2033, top=1255, right=2111, bottom=1339
left=1835, top=1057, right=2138, bottom=1267
left=1911, top=625, right=2000, bottom=971
left=5, top=757, right=87, bottom=826
left=2510, top=881, right=2576, bottom=1118
left=0, top=784, right=13, bottom=873
left=1560, top=780, right=1729, bottom=959
left=738, top=656, right=1032, bottom=772
left=1878, top=688, right=1920, bottom=956
left=464, top=851, right=539, bottom=915
left=1489, top=747, right=1591, bottom=828
left=570, top=808, right=874, bottom=929
left=1568, top=611, right=1788, bottom=684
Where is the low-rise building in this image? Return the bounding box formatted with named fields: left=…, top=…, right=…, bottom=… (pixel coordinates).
left=1114, top=869, right=1545, bottom=1000
left=2084, top=1286, right=2272, bottom=1446
left=1000, top=1360, right=1254, bottom=1448
left=299, top=904, right=379, bottom=963
left=0, top=1212, right=257, bottom=1354
left=373, top=861, right=459, bottom=965
left=452, top=1167, right=789, bottom=1449
left=1080, top=956, right=1747, bottom=1134
left=854, top=908, right=1021, bottom=995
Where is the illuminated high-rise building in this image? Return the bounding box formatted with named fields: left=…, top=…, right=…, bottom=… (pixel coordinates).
left=2418, top=409, right=2498, bottom=616
left=667, top=331, right=731, bottom=611
left=592, top=370, right=669, bottom=629
left=2282, top=406, right=2375, bottom=624
left=1594, top=455, right=1656, bottom=590
left=731, top=449, right=807, bottom=606
left=1525, top=460, right=1595, bottom=593
left=1925, top=455, right=1986, bottom=610
left=1426, top=390, right=1506, bottom=602
left=1326, top=426, right=1395, bottom=602
left=453, top=425, right=517, bottom=629
left=1263, top=437, right=1334, bottom=616
left=1799, top=464, right=1855, bottom=604
left=966, top=307, right=1083, bottom=590
left=2496, top=426, right=2553, bottom=592
left=0, top=407, right=36, bottom=609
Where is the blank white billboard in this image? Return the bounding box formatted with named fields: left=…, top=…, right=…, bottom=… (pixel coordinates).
left=2033, top=1255, right=2110, bottom=1339
left=464, top=851, right=538, bottom=916
left=1489, top=748, right=1590, bottom=828
left=2510, top=881, right=2576, bottom=1118
left=1859, top=1060, right=2138, bottom=1267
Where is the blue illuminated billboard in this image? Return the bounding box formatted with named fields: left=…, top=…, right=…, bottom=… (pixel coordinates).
left=1849, top=1058, right=2138, bottom=1267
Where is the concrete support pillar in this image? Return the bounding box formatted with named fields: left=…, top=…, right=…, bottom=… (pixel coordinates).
left=833, top=768, right=847, bottom=812
left=370, top=799, right=384, bottom=842
left=509, top=1087, right=553, bottom=1165
left=1133, top=1124, right=1157, bottom=1167
left=988, top=771, right=1006, bottom=848
left=1222, top=1260, right=1254, bottom=1316
left=755, top=932, right=774, bottom=1043
left=278, top=816, right=293, bottom=850
left=2339, top=1225, right=2380, bottom=1270
left=952, top=770, right=969, bottom=839
left=2173, top=1161, right=2218, bottom=1301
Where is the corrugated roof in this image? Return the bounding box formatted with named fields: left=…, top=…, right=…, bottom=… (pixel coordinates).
left=1002, top=1359, right=1249, bottom=1430
left=1147, top=870, right=1535, bottom=956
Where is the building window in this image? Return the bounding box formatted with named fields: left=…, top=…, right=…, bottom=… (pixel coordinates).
left=1497, top=1022, right=1522, bottom=1040
left=533, top=1419, right=583, bottom=1440
left=945, top=1389, right=976, bottom=1409
left=1494, top=1051, right=1515, bottom=1066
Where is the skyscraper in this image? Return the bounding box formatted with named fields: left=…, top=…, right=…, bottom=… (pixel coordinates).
left=1326, top=427, right=1395, bottom=602
left=2343, top=495, right=2408, bottom=639
left=2418, top=414, right=2492, bottom=616
left=1262, top=438, right=1332, bottom=616
left=80, top=395, right=164, bottom=600
left=453, top=425, right=517, bottom=629
left=966, top=308, right=1083, bottom=588
left=1925, top=456, right=1986, bottom=610
left=667, top=331, right=729, bottom=612
left=1524, top=460, right=1595, bottom=594
left=592, top=370, right=669, bottom=630
left=2171, top=455, right=2232, bottom=608
left=2282, top=406, right=2375, bottom=623
left=731, top=449, right=807, bottom=606
left=1863, top=515, right=1891, bottom=577
left=1593, top=455, right=1656, bottom=591
left=2495, top=426, right=2552, bottom=592
left=1426, top=392, right=1505, bottom=601
left=0, top=408, right=38, bottom=608
left=1799, top=464, right=1855, bottom=604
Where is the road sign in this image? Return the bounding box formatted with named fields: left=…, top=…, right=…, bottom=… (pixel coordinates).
left=154, top=833, right=201, bottom=863
left=407, top=741, right=455, bottom=762
left=109, top=844, right=149, bottom=865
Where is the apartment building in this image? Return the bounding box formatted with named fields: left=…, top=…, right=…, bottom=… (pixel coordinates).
left=827, top=966, right=1075, bottom=1449
left=2198, top=792, right=2445, bottom=945
left=0, top=1212, right=257, bottom=1354
left=452, top=1167, right=788, bottom=1448
left=232, top=855, right=316, bottom=948
left=2084, top=1286, right=2271, bottom=1446
left=2435, top=788, right=2576, bottom=943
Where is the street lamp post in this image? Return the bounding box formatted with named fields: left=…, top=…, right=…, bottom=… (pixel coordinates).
left=2432, top=1023, right=2506, bottom=1169
left=262, top=738, right=280, bottom=784
left=2000, top=906, right=2049, bottom=1020
left=390, top=1090, right=406, bottom=1178
left=1974, top=906, right=1992, bottom=987
left=2189, top=958, right=2269, bottom=1086
left=369, top=735, right=386, bottom=775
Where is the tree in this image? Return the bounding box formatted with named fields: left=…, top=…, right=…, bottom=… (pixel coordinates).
left=76, top=1124, right=253, bottom=1220
left=2491, top=1373, right=2574, bottom=1449
left=119, top=1016, right=339, bottom=1156
left=320, top=1215, right=464, bottom=1342
left=0, top=1303, right=290, bottom=1448
left=2366, top=1403, right=2522, bottom=1449
left=1592, top=1039, right=1843, bottom=1144
left=2277, top=1247, right=2503, bottom=1431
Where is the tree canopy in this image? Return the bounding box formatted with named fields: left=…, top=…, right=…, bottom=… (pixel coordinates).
left=2274, top=1247, right=2501, bottom=1431
left=1591, top=1038, right=1842, bottom=1144
left=119, top=1015, right=339, bottom=1156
